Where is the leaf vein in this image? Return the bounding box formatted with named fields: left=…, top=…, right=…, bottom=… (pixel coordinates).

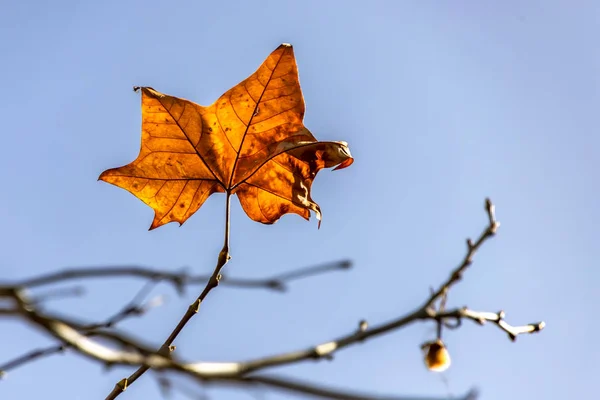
left=227, top=49, right=289, bottom=188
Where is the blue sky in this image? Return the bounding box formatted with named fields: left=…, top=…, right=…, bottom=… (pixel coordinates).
left=1, top=1, right=597, bottom=399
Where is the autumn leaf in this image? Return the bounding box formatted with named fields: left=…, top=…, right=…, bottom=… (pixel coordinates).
left=99, top=43, right=353, bottom=230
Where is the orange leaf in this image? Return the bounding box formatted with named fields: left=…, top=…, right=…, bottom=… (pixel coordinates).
left=99, top=44, right=353, bottom=230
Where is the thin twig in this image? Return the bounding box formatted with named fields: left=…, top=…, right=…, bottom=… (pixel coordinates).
left=268, top=259, right=352, bottom=282
left=0, top=345, right=67, bottom=378
left=435, top=307, right=545, bottom=341
left=81, top=281, right=161, bottom=330
left=28, top=286, right=85, bottom=303
left=4, top=261, right=351, bottom=294
left=221, top=259, right=352, bottom=292
left=106, top=192, right=234, bottom=399
left=153, top=374, right=211, bottom=400
left=246, top=374, right=478, bottom=400
left=425, top=198, right=500, bottom=308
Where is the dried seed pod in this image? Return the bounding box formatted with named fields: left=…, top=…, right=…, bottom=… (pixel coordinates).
left=421, top=339, right=451, bottom=372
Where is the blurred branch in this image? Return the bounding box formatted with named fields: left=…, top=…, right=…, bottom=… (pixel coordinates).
left=4, top=259, right=351, bottom=294
left=0, top=344, right=66, bottom=379
left=265, top=259, right=352, bottom=286
left=0, top=267, right=478, bottom=400
left=153, top=375, right=210, bottom=400
left=244, top=374, right=478, bottom=400
left=0, top=287, right=433, bottom=400
left=80, top=281, right=162, bottom=330
left=0, top=281, right=168, bottom=379
left=0, top=259, right=353, bottom=391
left=28, top=286, right=85, bottom=303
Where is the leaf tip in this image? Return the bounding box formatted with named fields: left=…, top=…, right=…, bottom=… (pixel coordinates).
left=149, top=218, right=160, bottom=231
left=280, top=43, right=293, bottom=48
left=98, top=170, right=110, bottom=182
left=333, top=157, right=354, bottom=171
left=133, top=86, right=141, bottom=92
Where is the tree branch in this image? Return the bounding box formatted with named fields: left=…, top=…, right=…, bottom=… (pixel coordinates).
left=106, top=191, right=234, bottom=399
left=0, top=198, right=543, bottom=400
left=231, top=199, right=543, bottom=374
left=425, top=198, right=499, bottom=308
left=245, top=374, right=478, bottom=400
left=4, top=260, right=352, bottom=294
left=81, top=281, right=163, bottom=331
left=0, top=344, right=66, bottom=379
left=1, top=294, right=436, bottom=400
left=434, top=307, right=545, bottom=341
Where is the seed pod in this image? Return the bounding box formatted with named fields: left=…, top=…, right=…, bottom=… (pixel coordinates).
left=421, top=339, right=451, bottom=372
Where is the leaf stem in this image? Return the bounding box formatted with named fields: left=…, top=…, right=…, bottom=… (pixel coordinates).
left=223, top=191, right=231, bottom=253
left=105, top=191, right=233, bottom=399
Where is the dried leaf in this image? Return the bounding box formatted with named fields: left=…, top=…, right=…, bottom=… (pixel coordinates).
left=99, top=44, right=353, bottom=230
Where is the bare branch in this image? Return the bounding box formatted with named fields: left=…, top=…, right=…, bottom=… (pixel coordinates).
left=0, top=199, right=541, bottom=400
left=434, top=307, right=545, bottom=341
left=0, top=344, right=66, bottom=378
left=265, top=259, right=352, bottom=285
left=245, top=374, right=478, bottom=400
left=425, top=198, right=500, bottom=308
left=106, top=191, right=234, bottom=399
left=28, top=286, right=85, bottom=303
left=153, top=374, right=210, bottom=400
left=229, top=199, right=544, bottom=374
left=238, top=309, right=421, bottom=373
left=5, top=260, right=351, bottom=294
left=81, top=281, right=162, bottom=330
left=1, top=281, right=475, bottom=400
